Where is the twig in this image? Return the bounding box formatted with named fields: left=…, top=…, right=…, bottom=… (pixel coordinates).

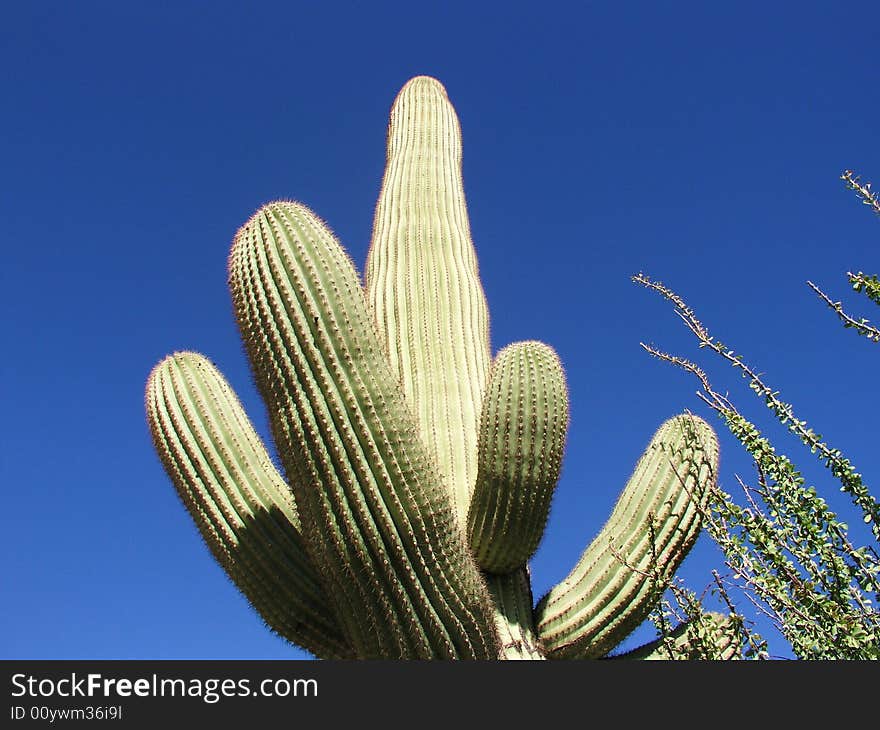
left=807, top=280, right=880, bottom=343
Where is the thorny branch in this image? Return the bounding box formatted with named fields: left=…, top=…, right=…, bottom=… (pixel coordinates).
left=632, top=270, right=880, bottom=657
left=632, top=272, right=880, bottom=539
left=807, top=280, right=880, bottom=343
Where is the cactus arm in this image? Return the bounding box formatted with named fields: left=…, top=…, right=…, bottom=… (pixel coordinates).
left=365, top=75, right=491, bottom=526
left=467, top=341, right=569, bottom=574
left=534, top=415, right=719, bottom=659
left=228, top=201, right=500, bottom=659
left=145, top=351, right=352, bottom=659
left=606, top=613, right=740, bottom=660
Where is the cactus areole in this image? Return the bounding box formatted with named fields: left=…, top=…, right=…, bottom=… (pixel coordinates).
left=145, top=76, right=723, bottom=660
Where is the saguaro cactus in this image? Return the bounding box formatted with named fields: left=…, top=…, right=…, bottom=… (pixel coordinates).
left=146, top=76, right=727, bottom=659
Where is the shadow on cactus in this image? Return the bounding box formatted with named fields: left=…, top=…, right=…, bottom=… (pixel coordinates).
left=145, top=76, right=729, bottom=659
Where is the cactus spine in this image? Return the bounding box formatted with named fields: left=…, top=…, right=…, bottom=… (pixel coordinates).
left=145, top=76, right=727, bottom=660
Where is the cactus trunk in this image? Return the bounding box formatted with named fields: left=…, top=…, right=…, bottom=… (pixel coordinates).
left=366, top=76, right=491, bottom=528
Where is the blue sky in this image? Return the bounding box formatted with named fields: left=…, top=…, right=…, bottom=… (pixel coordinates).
left=4, top=2, right=879, bottom=660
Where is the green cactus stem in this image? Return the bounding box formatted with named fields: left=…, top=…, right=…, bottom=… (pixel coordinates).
left=145, top=75, right=729, bottom=661
left=145, top=351, right=351, bottom=659
left=487, top=568, right=545, bottom=659
left=468, top=341, right=569, bottom=574
left=366, top=75, right=491, bottom=527
left=228, top=201, right=500, bottom=659
left=534, top=414, right=719, bottom=659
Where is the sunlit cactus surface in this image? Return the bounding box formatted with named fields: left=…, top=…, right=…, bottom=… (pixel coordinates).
left=145, top=76, right=728, bottom=660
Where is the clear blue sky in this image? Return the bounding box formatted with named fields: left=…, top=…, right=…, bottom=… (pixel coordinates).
left=4, top=2, right=878, bottom=660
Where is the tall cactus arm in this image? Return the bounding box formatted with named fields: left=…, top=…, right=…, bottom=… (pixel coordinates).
left=365, top=75, right=491, bottom=526
left=228, top=200, right=501, bottom=659
left=534, top=414, right=719, bottom=659
left=468, top=341, right=569, bottom=574
left=145, top=351, right=352, bottom=659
